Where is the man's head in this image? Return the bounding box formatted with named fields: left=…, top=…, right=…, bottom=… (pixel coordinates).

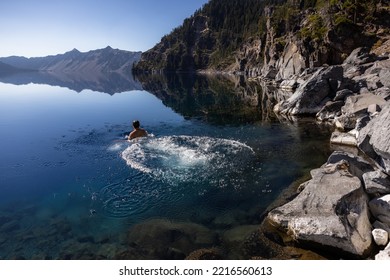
left=133, top=120, right=140, bottom=129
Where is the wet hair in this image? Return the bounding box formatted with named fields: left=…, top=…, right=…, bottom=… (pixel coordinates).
left=132, top=120, right=140, bottom=129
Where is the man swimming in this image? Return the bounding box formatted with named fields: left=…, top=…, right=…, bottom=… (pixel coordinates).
left=128, top=120, right=148, bottom=140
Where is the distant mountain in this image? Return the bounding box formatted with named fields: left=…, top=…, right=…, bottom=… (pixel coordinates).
left=0, top=46, right=142, bottom=74
left=0, top=61, right=32, bottom=74
left=0, top=46, right=143, bottom=94
left=0, top=47, right=143, bottom=94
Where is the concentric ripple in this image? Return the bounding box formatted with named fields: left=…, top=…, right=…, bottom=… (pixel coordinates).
left=101, top=136, right=255, bottom=218
left=99, top=173, right=161, bottom=218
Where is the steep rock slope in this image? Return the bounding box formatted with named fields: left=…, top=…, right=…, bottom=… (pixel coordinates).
left=134, top=0, right=390, bottom=78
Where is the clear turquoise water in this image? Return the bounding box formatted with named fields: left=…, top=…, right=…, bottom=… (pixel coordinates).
left=0, top=78, right=331, bottom=259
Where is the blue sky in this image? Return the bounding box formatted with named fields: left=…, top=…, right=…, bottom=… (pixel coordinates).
left=0, top=0, right=209, bottom=57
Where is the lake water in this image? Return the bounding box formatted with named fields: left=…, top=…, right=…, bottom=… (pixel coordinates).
left=0, top=74, right=332, bottom=259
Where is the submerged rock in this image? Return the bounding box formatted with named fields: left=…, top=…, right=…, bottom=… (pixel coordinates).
left=267, top=152, right=373, bottom=257
left=126, top=219, right=217, bottom=259
left=185, top=248, right=224, bottom=260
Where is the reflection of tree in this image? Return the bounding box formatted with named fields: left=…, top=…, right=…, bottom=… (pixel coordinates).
left=135, top=72, right=285, bottom=124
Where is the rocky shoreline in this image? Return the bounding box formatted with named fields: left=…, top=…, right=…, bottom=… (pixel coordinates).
left=265, top=46, right=390, bottom=259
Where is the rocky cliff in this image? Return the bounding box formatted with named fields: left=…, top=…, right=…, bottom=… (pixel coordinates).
left=134, top=0, right=390, bottom=77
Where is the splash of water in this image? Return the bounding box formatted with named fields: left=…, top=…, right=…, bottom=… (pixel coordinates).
left=121, top=135, right=254, bottom=183
left=100, top=136, right=256, bottom=218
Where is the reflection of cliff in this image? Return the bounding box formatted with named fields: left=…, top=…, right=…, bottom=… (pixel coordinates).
left=136, top=73, right=287, bottom=123
left=0, top=70, right=142, bottom=95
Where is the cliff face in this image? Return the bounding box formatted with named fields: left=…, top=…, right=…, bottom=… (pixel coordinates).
left=134, top=0, right=390, bottom=79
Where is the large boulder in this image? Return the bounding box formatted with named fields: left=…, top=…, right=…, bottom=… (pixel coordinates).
left=363, top=170, right=390, bottom=195
left=335, top=94, right=387, bottom=130
left=358, top=102, right=390, bottom=173
left=267, top=153, right=372, bottom=257
left=343, top=47, right=378, bottom=69
left=274, top=66, right=343, bottom=115
left=369, top=195, right=390, bottom=226
left=343, top=47, right=378, bottom=79
left=341, top=94, right=387, bottom=116
left=363, top=59, right=390, bottom=89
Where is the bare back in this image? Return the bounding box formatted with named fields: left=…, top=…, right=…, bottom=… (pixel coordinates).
left=128, top=128, right=148, bottom=140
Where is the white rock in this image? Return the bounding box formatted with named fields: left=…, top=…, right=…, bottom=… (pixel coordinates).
left=375, top=242, right=390, bottom=260
left=330, top=131, right=357, bottom=146
left=372, top=228, right=389, bottom=246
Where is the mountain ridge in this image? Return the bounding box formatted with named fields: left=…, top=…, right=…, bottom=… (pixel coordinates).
left=0, top=46, right=142, bottom=74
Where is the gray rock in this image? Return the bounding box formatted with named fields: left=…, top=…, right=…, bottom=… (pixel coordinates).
left=343, top=47, right=378, bottom=68
left=274, top=66, right=343, bottom=115
left=373, top=220, right=390, bottom=235
left=334, top=89, right=354, bottom=102
left=334, top=114, right=361, bottom=130
left=279, top=79, right=299, bottom=90
left=330, top=131, right=357, bottom=146
left=316, top=101, right=344, bottom=121
left=275, top=42, right=306, bottom=81
left=375, top=242, right=390, bottom=260
left=358, top=102, right=390, bottom=173
left=355, top=115, right=371, bottom=131
left=367, top=103, right=381, bottom=114
left=373, top=87, right=390, bottom=101
left=369, top=195, right=390, bottom=226
left=268, top=158, right=372, bottom=257
left=366, top=59, right=390, bottom=88
left=372, top=228, right=389, bottom=246
left=341, top=94, right=387, bottom=116
left=363, top=170, right=390, bottom=195
left=327, top=151, right=374, bottom=180
left=336, top=94, right=387, bottom=131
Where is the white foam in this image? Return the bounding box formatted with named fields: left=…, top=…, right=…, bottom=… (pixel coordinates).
left=121, top=135, right=254, bottom=182
left=107, top=142, right=127, bottom=152
left=121, top=143, right=153, bottom=173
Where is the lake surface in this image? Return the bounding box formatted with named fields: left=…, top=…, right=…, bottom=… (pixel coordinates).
left=0, top=74, right=332, bottom=259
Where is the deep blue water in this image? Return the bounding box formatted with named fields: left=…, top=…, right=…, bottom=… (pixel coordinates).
left=0, top=78, right=331, bottom=259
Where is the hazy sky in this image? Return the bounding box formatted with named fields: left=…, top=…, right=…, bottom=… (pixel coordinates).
left=0, top=0, right=209, bottom=57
